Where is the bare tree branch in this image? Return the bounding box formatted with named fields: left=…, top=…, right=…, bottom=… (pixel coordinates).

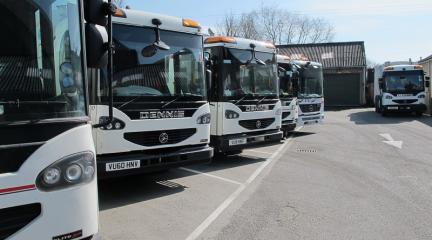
left=215, top=4, right=336, bottom=44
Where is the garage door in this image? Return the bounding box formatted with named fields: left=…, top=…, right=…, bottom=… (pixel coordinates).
left=324, top=73, right=361, bottom=106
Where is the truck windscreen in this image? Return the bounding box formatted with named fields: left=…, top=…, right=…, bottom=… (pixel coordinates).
left=384, top=70, right=424, bottom=93
left=100, top=24, right=206, bottom=102
left=278, top=63, right=296, bottom=98
left=299, top=66, right=324, bottom=98
left=222, top=49, right=277, bottom=100
left=0, top=0, right=86, bottom=123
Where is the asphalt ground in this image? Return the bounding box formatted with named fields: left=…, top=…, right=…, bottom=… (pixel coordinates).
left=99, top=108, right=432, bottom=240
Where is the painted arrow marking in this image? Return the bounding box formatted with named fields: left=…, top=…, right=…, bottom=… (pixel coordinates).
left=380, top=133, right=403, bottom=149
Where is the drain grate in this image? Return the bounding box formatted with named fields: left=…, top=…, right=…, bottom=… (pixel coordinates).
left=296, top=149, right=317, bottom=153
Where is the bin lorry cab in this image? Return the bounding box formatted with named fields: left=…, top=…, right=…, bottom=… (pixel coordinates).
left=292, top=60, right=325, bottom=126
left=0, top=0, right=111, bottom=239
left=204, top=36, right=283, bottom=155
left=277, top=55, right=299, bottom=137
left=374, top=64, right=429, bottom=116
left=89, top=9, right=213, bottom=179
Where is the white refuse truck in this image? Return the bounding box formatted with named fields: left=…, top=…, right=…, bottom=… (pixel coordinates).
left=204, top=36, right=283, bottom=155
left=374, top=64, right=429, bottom=116
left=89, top=9, right=213, bottom=178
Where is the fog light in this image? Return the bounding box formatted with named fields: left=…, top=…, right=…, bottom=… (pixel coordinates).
left=84, top=165, right=95, bottom=177
left=43, top=168, right=61, bottom=185
left=106, top=123, right=113, bottom=130
left=114, top=122, right=122, bottom=129
left=65, top=164, right=83, bottom=182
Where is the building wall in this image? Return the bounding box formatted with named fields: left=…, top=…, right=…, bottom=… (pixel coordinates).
left=420, top=60, right=432, bottom=114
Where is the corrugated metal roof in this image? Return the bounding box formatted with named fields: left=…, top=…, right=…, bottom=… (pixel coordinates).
left=277, top=42, right=366, bottom=69
left=419, top=54, right=432, bottom=64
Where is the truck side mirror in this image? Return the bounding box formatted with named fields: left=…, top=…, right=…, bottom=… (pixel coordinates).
left=426, top=80, right=430, bottom=88
left=84, top=0, right=116, bottom=128
left=204, top=51, right=212, bottom=68
left=426, top=76, right=431, bottom=81
left=205, top=69, right=212, bottom=90
left=85, top=25, right=108, bottom=68
left=379, top=78, right=384, bottom=88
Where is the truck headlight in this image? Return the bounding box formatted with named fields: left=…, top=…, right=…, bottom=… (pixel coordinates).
left=99, top=117, right=125, bottom=130
left=197, top=113, right=211, bottom=124
left=37, top=152, right=96, bottom=192
left=418, top=94, right=426, bottom=99
left=225, top=110, right=240, bottom=119
left=385, top=95, right=393, bottom=99
left=275, top=108, right=282, bottom=115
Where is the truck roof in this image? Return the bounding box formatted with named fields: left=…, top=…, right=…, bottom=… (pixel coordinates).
left=384, top=65, right=423, bottom=72
left=292, top=60, right=323, bottom=68
left=113, top=9, right=202, bottom=35
left=277, top=55, right=291, bottom=64
left=204, top=36, right=276, bottom=53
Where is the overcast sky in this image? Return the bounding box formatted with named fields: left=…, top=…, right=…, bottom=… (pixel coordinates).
left=122, top=0, right=432, bottom=64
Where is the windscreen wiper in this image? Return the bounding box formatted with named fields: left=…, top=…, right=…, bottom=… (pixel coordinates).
left=161, top=96, right=182, bottom=109
left=118, top=94, right=158, bottom=110
left=234, top=93, right=254, bottom=105
left=256, top=95, right=268, bottom=105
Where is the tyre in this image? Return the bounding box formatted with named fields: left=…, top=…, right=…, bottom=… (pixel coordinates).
left=376, top=100, right=382, bottom=113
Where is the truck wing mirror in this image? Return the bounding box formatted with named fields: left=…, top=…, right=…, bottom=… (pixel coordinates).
left=205, top=69, right=212, bottom=89
left=426, top=76, right=431, bottom=81
left=378, top=78, right=384, bottom=88
left=204, top=51, right=213, bottom=68
left=85, top=25, right=108, bottom=68
left=84, top=0, right=117, bottom=128
left=426, top=80, right=430, bottom=88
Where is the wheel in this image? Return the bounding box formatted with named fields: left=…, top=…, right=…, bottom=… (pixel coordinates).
left=375, top=100, right=382, bottom=113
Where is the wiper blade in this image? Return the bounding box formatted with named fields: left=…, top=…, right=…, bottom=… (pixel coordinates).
left=234, top=93, right=254, bottom=105
left=256, top=95, right=268, bottom=105
left=118, top=94, right=159, bottom=110
left=161, top=96, right=182, bottom=109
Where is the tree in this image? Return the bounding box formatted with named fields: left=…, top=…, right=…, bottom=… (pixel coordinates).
left=217, top=12, right=240, bottom=37
left=216, top=4, right=335, bottom=45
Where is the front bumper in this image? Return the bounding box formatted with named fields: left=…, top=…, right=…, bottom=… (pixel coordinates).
left=211, top=130, right=283, bottom=153
left=97, top=145, right=213, bottom=179
left=282, top=120, right=297, bottom=132
left=383, top=104, right=426, bottom=112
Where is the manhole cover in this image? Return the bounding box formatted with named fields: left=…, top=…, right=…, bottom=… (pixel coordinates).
left=296, top=149, right=317, bottom=153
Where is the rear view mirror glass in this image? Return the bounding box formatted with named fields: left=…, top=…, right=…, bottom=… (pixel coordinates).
left=142, top=45, right=158, bottom=58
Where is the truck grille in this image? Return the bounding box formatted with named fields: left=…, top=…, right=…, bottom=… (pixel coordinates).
left=392, top=99, right=417, bottom=104
left=0, top=203, right=41, bottom=240
left=299, top=104, right=321, bottom=113
left=239, top=118, right=275, bottom=130
left=124, top=129, right=197, bottom=147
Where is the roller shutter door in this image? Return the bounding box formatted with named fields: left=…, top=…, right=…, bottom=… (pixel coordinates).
left=324, top=73, right=361, bottom=106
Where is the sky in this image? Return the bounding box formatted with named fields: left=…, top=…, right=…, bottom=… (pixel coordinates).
left=121, top=0, right=432, bottom=64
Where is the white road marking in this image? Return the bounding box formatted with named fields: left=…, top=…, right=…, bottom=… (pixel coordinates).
left=185, top=136, right=294, bottom=240
left=380, top=133, right=403, bottom=149
left=245, top=149, right=273, bottom=155
left=179, top=167, right=243, bottom=186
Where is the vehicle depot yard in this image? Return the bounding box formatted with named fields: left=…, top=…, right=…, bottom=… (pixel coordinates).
left=98, top=109, right=432, bottom=240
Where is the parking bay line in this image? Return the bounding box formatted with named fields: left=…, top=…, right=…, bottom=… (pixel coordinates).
left=244, top=149, right=273, bottom=155
left=184, top=136, right=294, bottom=240
left=179, top=167, right=243, bottom=186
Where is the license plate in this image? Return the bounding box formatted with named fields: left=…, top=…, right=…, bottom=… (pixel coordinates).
left=229, top=138, right=247, bottom=146
left=106, top=160, right=141, bottom=172
left=388, top=106, right=398, bottom=110
left=254, top=136, right=265, bottom=142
